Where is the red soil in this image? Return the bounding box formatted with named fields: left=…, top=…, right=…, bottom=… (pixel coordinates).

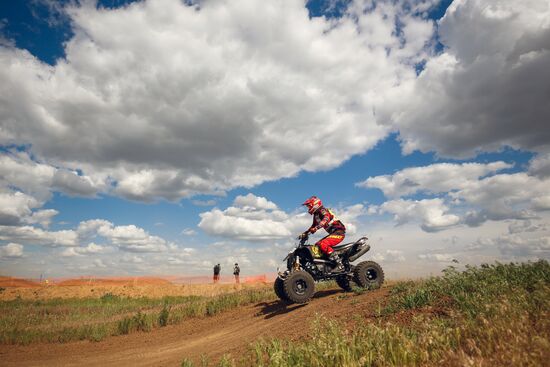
left=0, top=276, right=40, bottom=288
left=0, top=286, right=390, bottom=366
left=55, top=277, right=172, bottom=287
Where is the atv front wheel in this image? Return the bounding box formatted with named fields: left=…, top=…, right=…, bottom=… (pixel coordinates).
left=353, top=261, right=384, bottom=290
left=283, top=270, right=315, bottom=304
left=274, top=277, right=290, bottom=302
left=335, top=275, right=353, bottom=292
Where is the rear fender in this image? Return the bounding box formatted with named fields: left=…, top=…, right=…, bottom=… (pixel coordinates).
left=348, top=243, right=371, bottom=262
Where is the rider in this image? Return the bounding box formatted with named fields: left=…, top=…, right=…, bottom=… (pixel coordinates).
left=300, top=196, right=346, bottom=271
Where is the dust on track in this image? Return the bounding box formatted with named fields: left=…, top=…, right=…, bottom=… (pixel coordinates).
left=0, top=287, right=389, bottom=367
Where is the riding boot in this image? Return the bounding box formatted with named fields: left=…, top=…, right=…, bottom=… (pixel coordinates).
left=329, top=252, right=344, bottom=272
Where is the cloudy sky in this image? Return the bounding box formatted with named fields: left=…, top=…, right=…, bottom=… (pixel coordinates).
left=1, top=0, right=549, bottom=279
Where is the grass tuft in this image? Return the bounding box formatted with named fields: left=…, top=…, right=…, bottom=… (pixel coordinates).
left=1, top=286, right=275, bottom=344
left=243, top=260, right=550, bottom=366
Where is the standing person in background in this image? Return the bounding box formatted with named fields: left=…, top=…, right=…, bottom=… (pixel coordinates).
left=213, top=263, right=221, bottom=283
left=233, top=263, right=240, bottom=284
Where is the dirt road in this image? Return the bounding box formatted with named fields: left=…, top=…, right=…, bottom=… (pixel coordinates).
left=0, top=287, right=388, bottom=366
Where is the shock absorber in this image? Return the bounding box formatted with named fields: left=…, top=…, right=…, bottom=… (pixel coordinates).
left=293, top=255, right=301, bottom=271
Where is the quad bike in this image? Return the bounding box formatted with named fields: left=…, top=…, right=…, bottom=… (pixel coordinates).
left=274, top=234, right=384, bottom=304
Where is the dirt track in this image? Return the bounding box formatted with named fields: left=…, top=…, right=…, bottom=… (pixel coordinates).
left=0, top=287, right=388, bottom=366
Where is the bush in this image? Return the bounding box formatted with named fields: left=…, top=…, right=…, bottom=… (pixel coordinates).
left=158, top=305, right=170, bottom=327
left=247, top=260, right=550, bottom=367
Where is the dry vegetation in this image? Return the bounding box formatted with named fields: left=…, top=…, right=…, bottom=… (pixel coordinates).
left=2, top=261, right=548, bottom=367
left=183, top=260, right=550, bottom=366
left=0, top=285, right=275, bottom=344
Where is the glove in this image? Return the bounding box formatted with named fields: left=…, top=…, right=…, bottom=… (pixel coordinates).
left=309, top=227, right=318, bottom=234
left=297, top=232, right=309, bottom=240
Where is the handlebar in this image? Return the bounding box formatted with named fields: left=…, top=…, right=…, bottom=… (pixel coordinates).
left=297, top=232, right=309, bottom=246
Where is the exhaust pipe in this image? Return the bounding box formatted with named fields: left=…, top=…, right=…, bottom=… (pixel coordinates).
left=348, top=244, right=371, bottom=262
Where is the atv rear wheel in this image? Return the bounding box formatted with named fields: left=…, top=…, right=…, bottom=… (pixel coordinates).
left=353, top=261, right=384, bottom=290
left=283, top=270, right=315, bottom=304
left=274, top=277, right=290, bottom=302
left=335, top=275, right=353, bottom=292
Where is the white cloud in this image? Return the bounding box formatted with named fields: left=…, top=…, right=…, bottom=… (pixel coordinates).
left=418, top=253, right=456, bottom=262
left=199, top=208, right=292, bottom=241
left=390, top=0, right=550, bottom=157
left=469, top=230, right=550, bottom=259
left=181, top=228, right=197, bottom=236
left=198, top=193, right=293, bottom=240
left=23, top=209, right=59, bottom=228
left=529, top=152, right=550, bottom=178
left=60, top=242, right=109, bottom=257
left=0, top=190, right=40, bottom=226
left=363, top=161, right=550, bottom=230
left=455, top=172, right=550, bottom=226
left=0, top=152, right=105, bottom=201
left=0, top=215, right=171, bottom=254
left=191, top=199, right=217, bottom=206
left=508, top=220, right=549, bottom=234
left=0, top=0, right=441, bottom=202
left=199, top=193, right=362, bottom=241
left=0, top=243, right=24, bottom=258
left=357, top=161, right=511, bottom=198
left=374, top=198, right=460, bottom=232
left=120, top=254, right=145, bottom=264
left=94, top=259, right=107, bottom=268
left=233, top=193, right=278, bottom=210
left=371, top=249, right=406, bottom=263
left=77, top=219, right=170, bottom=252
left=0, top=225, right=78, bottom=246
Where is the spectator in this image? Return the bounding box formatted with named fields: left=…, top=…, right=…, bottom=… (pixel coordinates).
left=233, top=263, right=240, bottom=284
left=213, top=263, right=221, bottom=283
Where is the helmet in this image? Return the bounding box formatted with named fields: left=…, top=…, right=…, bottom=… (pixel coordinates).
left=302, top=196, right=322, bottom=214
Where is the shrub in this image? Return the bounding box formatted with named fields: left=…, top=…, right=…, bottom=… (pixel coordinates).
left=158, top=305, right=170, bottom=327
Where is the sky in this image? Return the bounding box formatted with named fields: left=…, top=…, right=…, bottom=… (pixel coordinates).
left=0, top=0, right=549, bottom=279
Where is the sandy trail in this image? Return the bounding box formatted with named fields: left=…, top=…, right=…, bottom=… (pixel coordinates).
left=0, top=287, right=388, bottom=366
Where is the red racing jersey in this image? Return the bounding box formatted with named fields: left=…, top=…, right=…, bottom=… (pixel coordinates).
left=308, top=206, right=346, bottom=235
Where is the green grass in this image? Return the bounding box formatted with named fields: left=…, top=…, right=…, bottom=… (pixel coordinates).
left=187, top=260, right=550, bottom=367
left=0, top=286, right=277, bottom=344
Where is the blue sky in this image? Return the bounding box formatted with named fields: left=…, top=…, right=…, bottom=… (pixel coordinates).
left=1, top=0, right=549, bottom=279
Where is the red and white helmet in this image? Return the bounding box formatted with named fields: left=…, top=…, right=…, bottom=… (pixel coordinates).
left=302, top=196, right=322, bottom=214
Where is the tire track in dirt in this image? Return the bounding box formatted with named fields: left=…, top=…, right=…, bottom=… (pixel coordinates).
left=0, top=287, right=388, bottom=366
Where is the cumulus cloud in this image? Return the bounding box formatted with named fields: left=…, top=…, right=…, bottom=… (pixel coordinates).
left=357, top=161, right=511, bottom=198
left=0, top=190, right=40, bottom=226
left=371, top=249, right=406, bottom=262
left=470, top=231, right=550, bottom=259
left=60, top=243, right=110, bottom=257
left=199, top=193, right=363, bottom=240
left=363, top=161, right=550, bottom=230
left=390, top=0, right=550, bottom=157
left=0, top=152, right=105, bottom=201
left=455, top=172, right=550, bottom=225
left=77, top=219, right=170, bottom=252
left=0, top=215, right=171, bottom=254
left=508, top=220, right=549, bottom=234
left=0, top=0, right=441, bottom=202
left=0, top=242, right=24, bottom=258
left=181, top=228, right=197, bottom=236
left=529, top=152, right=550, bottom=178
left=94, top=259, right=107, bottom=268
left=233, top=193, right=278, bottom=210
left=0, top=225, right=78, bottom=246
left=418, top=253, right=456, bottom=262
left=191, top=199, right=217, bottom=207
left=23, top=209, right=59, bottom=229
left=373, top=198, right=460, bottom=232
left=198, top=208, right=293, bottom=241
